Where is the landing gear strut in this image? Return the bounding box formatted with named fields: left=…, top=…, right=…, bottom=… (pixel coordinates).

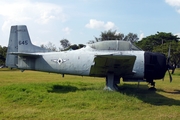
left=148, top=79, right=156, bottom=91
left=104, top=73, right=120, bottom=91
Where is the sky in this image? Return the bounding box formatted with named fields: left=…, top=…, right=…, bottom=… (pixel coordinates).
left=0, top=0, right=180, bottom=47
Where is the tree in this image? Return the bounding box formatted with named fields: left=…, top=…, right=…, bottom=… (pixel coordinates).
left=40, top=42, right=57, bottom=51
left=153, top=41, right=180, bottom=74
left=87, top=40, right=95, bottom=44
left=123, top=33, right=139, bottom=43
left=60, top=39, right=71, bottom=49
left=136, top=32, right=179, bottom=51
left=94, top=30, right=138, bottom=43
left=40, top=44, right=46, bottom=49
left=0, top=45, right=7, bottom=65
left=0, top=54, right=5, bottom=64
left=95, top=30, right=124, bottom=42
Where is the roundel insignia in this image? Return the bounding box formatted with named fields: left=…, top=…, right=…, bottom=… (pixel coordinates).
left=58, top=58, right=63, bottom=65
left=51, top=58, right=69, bottom=65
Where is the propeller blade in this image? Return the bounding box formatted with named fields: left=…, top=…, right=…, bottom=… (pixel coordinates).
left=168, top=45, right=171, bottom=58
left=167, top=69, right=172, bottom=82
left=167, top=45, right=171, bottom=64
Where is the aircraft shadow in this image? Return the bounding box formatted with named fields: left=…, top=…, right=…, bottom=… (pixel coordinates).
left=47, top=84, right=98, bottom=93
left=47, top=85, right=78, bottom=93
left=47, top=84, right=180, bottom=106
left=118, top=84, right=180, bottom=106
left=160, top=89, right=180, bottom=94
left=0, top=68, right=18, bottom=71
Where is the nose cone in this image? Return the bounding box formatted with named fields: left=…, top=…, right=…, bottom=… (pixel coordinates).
left=144, top=52, right=167, bottom=80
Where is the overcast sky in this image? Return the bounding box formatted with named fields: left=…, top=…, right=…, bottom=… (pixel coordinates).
left=0, top=0, right=180, bottom=47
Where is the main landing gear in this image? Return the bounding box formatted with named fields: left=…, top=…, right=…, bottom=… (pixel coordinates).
left=147, top=79, right=157, bottom=91
left=104, top=74, right=157, bottom=91
left=104, top=73, right=120, bottom=91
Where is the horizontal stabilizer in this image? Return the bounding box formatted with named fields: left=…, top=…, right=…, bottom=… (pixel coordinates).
left=9, top=52, right=41, bottom=58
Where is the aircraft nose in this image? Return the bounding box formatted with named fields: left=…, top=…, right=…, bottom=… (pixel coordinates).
left=144, top=52, right=167, bottom=80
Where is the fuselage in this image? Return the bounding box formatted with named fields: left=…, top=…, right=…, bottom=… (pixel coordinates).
left=18, top=46, right=145, bottom=81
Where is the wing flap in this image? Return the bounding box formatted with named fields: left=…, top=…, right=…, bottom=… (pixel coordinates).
left=90, top=55, right=136, bottom=77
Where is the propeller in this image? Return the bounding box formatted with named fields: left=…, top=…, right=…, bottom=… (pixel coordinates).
left=166, top=45, right=172, bottom=82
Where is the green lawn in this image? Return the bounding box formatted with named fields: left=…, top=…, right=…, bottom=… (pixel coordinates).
left=0, top=68, right=180, bottom=120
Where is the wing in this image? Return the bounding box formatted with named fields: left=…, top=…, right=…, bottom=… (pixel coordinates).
left=90, top=55, right=136, bottom=77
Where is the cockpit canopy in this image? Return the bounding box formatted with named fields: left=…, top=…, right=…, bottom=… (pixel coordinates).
left=88, top=40, right=141, bottom=51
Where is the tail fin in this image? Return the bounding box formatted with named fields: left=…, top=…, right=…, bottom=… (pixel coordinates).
left=6, top=25, right=49, bottom=68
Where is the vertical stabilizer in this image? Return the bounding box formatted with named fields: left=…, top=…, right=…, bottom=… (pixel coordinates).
left=6, top=25, right=50, bottom=68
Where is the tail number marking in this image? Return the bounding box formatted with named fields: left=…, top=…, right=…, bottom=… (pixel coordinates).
left=19, top=40, right=28, bottom=45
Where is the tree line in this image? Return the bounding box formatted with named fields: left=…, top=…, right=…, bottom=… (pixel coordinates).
left=41, top=30, right=139, bottom=51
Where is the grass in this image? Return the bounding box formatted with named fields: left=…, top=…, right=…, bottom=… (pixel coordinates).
left=0, top=68, right=180, bottom=120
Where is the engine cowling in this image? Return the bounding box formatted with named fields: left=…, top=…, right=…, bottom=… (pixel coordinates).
left=144, top=52, right=167, bottom=80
